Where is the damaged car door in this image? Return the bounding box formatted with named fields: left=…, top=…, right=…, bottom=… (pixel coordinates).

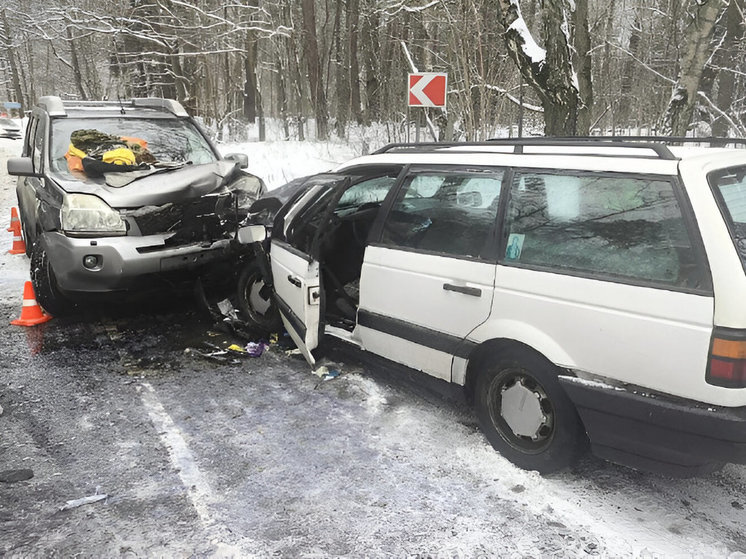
left=269, top=175, right=350, bottom=365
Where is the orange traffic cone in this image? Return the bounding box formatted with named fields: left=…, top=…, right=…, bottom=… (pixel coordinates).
left=11, top=281, right=53, bottom=326
left=8, top=229, right=26, bottom=255
left=7, top=207, right=20, bottom=234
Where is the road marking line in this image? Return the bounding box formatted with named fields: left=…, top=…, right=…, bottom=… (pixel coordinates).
left=140, top=382, right=215, bottom=527
left=139, top=383, right=259, bottom=556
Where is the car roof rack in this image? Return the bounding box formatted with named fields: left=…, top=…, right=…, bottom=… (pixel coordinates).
left=36, top=96, right=189, bottom=118
left=374, top=137, right=746, bottom=161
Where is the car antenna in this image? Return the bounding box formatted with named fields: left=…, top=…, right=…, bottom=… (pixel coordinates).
left=117, top=95, right=126, bottom=115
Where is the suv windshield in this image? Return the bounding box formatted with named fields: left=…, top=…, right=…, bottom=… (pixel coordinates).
left=710, top=165, right=746, bottom=269
left=49, top=117, right=217, bottom=179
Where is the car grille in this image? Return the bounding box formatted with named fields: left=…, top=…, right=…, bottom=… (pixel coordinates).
left=133, top=203, right=185, bottom=235
left=128, top=193, right=234, bottom=243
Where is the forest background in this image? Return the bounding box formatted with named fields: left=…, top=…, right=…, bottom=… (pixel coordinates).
left=0, top=0, right=743, bottom=145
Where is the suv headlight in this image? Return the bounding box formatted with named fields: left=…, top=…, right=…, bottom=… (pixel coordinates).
left=61, top=194, right=126, bottom=236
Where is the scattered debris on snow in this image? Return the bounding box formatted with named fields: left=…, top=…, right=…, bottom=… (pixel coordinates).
left=185, top=347, right=240, bottom=365
left=245, top=341, right=269, bottom=357
left=216, top=299, right=239, bottom=322
left=312, top=365, right=341, bottom=381
left=59, top=493, right=108, bottom=511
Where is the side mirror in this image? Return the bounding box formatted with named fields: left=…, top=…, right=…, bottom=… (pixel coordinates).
left=7, top=157, right=37, bottom=177
left=224, top=153, right=249, bottom=169
left=237, top=224, right=267, bottom=244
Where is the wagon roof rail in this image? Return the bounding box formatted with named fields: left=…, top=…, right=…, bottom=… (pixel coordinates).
left=373, top=137, right=746, bottom=160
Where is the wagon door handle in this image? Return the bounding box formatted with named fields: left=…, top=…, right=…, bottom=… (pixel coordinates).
left=443, top=283, right=481, bottom=297
left=287, top=275, right=302, bottom=288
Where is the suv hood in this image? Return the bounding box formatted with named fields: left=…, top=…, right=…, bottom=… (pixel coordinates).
left=51, top=160, right=240, bottom=208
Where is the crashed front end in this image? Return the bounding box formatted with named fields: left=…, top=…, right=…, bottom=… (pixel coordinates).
left=45, top=161, right=265, bottom=295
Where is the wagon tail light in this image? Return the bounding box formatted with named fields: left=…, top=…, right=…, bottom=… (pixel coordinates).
left=707, top=328, right=746, bottom=388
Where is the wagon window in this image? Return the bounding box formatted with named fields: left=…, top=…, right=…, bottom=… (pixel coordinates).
left=709, top=165, right=746, bottom=273
left=380, top=169, right=503, bottom=259
left=504, top=171, right=701, bottom=288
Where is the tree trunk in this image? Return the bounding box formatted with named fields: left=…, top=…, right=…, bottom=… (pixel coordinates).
left=301, top=0, right=328, bottom=140
left=1, top=10, right=25, bottom=115
left=347, top=0, right=362, bottom=125
left=360, top=0, right=380, bottom=124
left=573, top=0, right=592, bottom=135
left=496, top=0, right=582, bottom=136
left=659, top=0, right=727, bottom=136
left=334, top=0, right=348, bottom=137
left=713, top=0, right=744, bottom=137
left=67, top=27, right=87, bottom=100
left=244, top=33, right=259, bottom=122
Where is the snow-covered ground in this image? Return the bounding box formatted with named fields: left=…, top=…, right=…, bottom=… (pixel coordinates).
left=3, top=136, right=746, bottom=556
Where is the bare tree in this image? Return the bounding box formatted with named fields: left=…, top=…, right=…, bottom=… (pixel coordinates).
left=495, top=0, right=587, bottom=135
left=301, top=0, right=329, bottom=139
left=659, top=0, right=728, bottom=136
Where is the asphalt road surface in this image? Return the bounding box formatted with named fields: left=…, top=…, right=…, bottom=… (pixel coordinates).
left=2, top=140, right=746, bottom=558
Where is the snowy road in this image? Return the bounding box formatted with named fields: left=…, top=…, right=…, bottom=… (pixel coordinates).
left=1, top=138, right=746, bottom=557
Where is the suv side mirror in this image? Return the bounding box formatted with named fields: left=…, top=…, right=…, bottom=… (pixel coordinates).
left=7, top=157, right=38, bottom=177
left=224, top=153, right=249, bottom=169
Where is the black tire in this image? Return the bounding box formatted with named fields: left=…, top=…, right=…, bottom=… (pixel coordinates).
left=474, top=346, right=588, bottom=474
left=236, top=260, right=282, bottom=335
left=30, top=241, right=75, bottom=316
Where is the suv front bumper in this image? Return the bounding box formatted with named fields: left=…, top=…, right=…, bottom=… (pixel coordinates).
left=44, top=231, right=232, bottom=293
left=559, top=376, right=746, bottom=476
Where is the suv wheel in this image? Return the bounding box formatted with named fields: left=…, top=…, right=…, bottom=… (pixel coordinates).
left=474, top=347, right=588, bottom=474
left=30, top=242, right=75, bottom=316
left=236, top=260, right=282, bottom=335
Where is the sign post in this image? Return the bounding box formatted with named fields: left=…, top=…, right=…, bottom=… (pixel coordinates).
left=407, top=72, right=447, bottom=143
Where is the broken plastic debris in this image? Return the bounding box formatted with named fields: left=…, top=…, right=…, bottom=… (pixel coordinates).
left=59, top=493, right=108, bottom=511
left=312, top=365, right=341, bottom=381
left=185, top=347, right=240, bottom=365
left=246, top=341, right=269, bottom=357
left=285, top=348, right=302, bottom=356
left=216, top=299, right=239, bottom=322
left=227, top=344, right=246, bottom=353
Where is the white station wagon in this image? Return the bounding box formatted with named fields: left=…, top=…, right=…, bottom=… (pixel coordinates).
left=240, top=138, right=746, bottom=476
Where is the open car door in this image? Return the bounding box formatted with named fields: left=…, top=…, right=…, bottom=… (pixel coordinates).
left=269, top=175, right=350, bottom=365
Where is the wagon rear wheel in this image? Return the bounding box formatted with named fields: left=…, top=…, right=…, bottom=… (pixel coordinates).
left=474, top=347, right=588, bottom=473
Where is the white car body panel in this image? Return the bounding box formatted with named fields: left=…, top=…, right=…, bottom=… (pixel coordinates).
left=358, top=245, right=496, bottom=380
left=678, top=154, right=746, bottom=328
left=471, top=266, right=723, bottom=404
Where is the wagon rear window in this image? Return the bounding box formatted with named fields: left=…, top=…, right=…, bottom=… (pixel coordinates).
left=710, top=166, right=746, bottom=270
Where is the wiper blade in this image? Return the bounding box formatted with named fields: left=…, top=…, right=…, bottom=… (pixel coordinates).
left=105, top=162, right=190, bottom=188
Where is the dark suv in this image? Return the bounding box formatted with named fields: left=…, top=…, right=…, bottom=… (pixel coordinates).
left=7, top=96, right=265, bottom=314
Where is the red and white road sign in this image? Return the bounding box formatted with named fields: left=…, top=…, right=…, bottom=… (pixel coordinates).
left=408, top=73, right=447, bottom=108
